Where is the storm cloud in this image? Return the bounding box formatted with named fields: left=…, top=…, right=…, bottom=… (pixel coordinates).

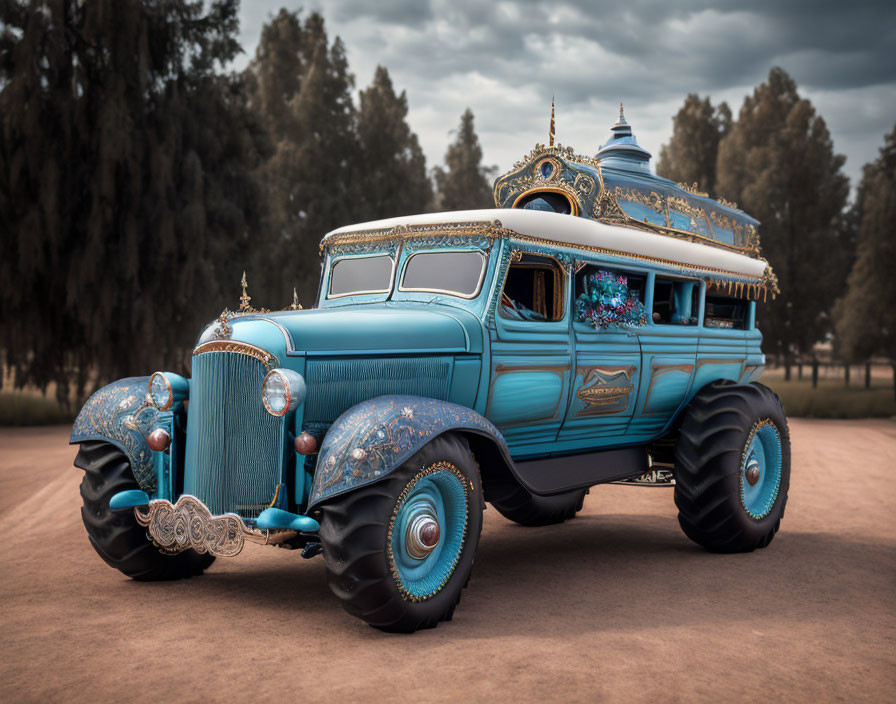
left=234, top=0, right=896, bottom=192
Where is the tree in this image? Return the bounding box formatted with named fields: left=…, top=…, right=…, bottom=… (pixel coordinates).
left=356, top=66, right=432, bottom=220
left=657, top=94, right=731, bottom=196
left=715, top=67, right=850, bottom=371
left=833, top=124, right=896, bottom=394
left=246, top=10, right=361, bottom=306
left=0, top=0, right=266, bottom=402
left=433, top=109, right=494, bottom=211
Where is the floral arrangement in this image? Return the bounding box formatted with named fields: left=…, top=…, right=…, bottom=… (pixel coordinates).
left=575, top=270, right=648, bottom=329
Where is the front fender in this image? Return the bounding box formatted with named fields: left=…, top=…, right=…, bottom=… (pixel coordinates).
left=307, top=395, right=513, bottom=509
left=70, top=377, right=160, bottom=492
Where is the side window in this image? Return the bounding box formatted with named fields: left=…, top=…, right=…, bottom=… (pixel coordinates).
left=574, top=265, right=648, bottom=329
left=653, top=277, right=699, bottom=326
left=499, top=253, right=565, bottom=322
left=705, top=295, right=748, bottom=329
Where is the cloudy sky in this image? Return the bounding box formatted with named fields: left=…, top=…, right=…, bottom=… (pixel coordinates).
left=232, top=0, right=896, bottom=194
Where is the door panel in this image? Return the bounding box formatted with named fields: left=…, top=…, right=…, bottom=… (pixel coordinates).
left=487, top=253, right=572, bottom=451
left=629, top=327, right=699, bottom=440
left=558, top=324, right=641, bottom=446
left=487, top=363, right=567, bottom=427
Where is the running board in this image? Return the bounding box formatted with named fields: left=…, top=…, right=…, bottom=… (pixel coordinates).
left=514, top=446, right=649, bottom=496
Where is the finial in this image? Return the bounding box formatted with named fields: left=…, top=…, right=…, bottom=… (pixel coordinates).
left=549, top=96, right=555, bottom=147
left=290, top=287, right=303, bottom=310
left=239, top=271, right=251, bottom=312
left=214, top=309, right=233, bottom=339
left=620, top=101, right=624, bottom=119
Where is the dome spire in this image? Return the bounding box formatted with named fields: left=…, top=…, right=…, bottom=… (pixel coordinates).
left=549, top=96, right=556, bottom=147
left=596, top=101, right=651, bottom=170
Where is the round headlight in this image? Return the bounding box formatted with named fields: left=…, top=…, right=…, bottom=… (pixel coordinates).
left=262, top=369, right=305, bottom=417
left=149, top=372, right=173, bottom=410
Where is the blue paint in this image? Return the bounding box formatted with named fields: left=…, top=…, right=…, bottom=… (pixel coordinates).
left=70, top=377, right=159, bottom=492
left=256, top=507, right=320, bottom=533
left=157, top=372, right=189, bottom=407
left=391, top=469, right=467, bottom=599
left=486, top=369, right=565, bottom=426
left=493, top=109, right=761, bottom=254
left=308, top=395, right=513, bottom=508
left=109, top=489, right=150, bottom=510
left=741, top=423, right=783, bottom=519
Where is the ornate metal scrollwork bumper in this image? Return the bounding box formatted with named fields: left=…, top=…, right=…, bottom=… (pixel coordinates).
left=135, top=495, right=296, bottom=557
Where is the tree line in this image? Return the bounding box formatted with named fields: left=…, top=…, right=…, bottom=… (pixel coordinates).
left=0, top=3, right=493, bottom=402
left=657, top=68, right=894, bottom=381
left=1, top=4, right=892, bottom=405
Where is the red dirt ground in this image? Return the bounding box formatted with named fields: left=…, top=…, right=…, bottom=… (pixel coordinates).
left=0, top=420, right=894, bottom=703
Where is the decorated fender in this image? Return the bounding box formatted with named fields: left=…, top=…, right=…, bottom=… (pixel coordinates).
left=70, top=377, right=161, bottom=493
left=307, top=395, right=516, bottom=509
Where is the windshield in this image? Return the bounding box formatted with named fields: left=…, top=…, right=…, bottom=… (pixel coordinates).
left=328, top=255, right=394, bottom=297
left=399, top=251, right=487, bottom=298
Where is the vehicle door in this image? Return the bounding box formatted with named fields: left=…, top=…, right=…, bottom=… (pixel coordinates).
left=557, top=262, right=645, bottom=450
left=485, top=249, right=572, bottom=451
left=629, top=274, right=702, bottom=441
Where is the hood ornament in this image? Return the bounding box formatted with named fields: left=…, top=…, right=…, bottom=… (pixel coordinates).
left=289, top=288, right=303, bottom=311
left=239, top=271, right=252, bottom=312
left=213, top=309, right=233, bottom=340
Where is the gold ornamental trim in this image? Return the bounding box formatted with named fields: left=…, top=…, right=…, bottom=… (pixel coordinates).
left=193, top=340, right=279, bottom=369
left=320, top=220, right=777, bottom=300
left=135, top=495, right=296, bottom=558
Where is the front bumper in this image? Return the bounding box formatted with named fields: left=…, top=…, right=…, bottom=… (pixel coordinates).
left=133, top=495, right=305, bottom=558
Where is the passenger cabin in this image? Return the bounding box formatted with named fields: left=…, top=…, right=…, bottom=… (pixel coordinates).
left=318, top=106, right=777, bottom=456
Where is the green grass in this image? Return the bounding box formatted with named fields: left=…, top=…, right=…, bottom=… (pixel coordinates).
left=760, top=378, right=896, bottom=419
left=0, top=392, right=76, bottom=426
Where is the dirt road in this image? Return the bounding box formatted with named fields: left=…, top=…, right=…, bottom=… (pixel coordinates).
left=1, top=420, right=894, bottom=703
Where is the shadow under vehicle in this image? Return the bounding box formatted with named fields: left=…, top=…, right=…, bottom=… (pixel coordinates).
left=71, top=108, right=790, bottom=632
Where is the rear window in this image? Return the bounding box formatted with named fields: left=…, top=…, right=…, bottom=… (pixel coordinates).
left=653, top=277, right=699, bottom=325
left=705, top=295, right=748, bottom=329
left=400, top=251, right=486, bottom=298
left=328, top=255, right=394, bottom=297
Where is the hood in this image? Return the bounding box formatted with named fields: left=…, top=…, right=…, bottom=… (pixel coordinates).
left=199, top=303, right=484, bottom=359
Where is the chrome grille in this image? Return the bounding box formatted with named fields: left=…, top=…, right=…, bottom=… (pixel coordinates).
left=184, top=349, right=285, bottom=519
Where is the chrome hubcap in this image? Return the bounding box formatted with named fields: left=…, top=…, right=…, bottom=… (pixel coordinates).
left=405, top=505, right=441, bottom=559
left=744, top=453, right=761, bottom=486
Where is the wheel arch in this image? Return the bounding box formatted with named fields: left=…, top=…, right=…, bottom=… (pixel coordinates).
left=70, top=376, right=159, bottom=492
left=307, top=395, right=525, bottom=510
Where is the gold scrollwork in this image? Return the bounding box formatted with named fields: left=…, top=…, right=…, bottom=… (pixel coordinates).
left=193, top=340, right=279, bottom=369
left=135, top=495, right=296, bottom=558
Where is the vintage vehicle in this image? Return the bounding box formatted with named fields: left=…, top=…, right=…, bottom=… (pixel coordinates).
left=72, top=107, right=789, bottom=632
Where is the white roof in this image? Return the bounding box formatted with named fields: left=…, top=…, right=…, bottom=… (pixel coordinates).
left=323, top=208, right=767, bottom=280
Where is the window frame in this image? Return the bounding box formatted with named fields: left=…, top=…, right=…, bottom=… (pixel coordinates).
left=397, top=248, right=488, bottom=300
left=326, top=252, right=397, bottom=299
left=650, top=274, right=703, bottom=327
left=497, top=252, right=568, bottom=323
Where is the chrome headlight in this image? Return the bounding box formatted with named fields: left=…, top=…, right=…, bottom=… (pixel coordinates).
left=149, top=372, right=188, bottom=410
left=262, top=368, right=306, bottom=417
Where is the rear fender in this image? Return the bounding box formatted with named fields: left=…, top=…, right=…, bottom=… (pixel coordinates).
left=307, top=395, right=517, bottom=509
left=70, top=377, right=160, bottom=492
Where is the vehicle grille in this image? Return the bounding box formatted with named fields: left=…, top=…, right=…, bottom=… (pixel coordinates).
left=304, top=357, right=453, bottom=422
left=184, top=347, right=285, bottom=519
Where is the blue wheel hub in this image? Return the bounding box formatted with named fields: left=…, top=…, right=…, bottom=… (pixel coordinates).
left=740, top=420, right=783, bottom=519
left=388, top=463, right=468, bottom=601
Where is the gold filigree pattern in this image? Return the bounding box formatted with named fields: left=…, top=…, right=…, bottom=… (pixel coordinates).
left=677, top=181, right=709, bottom=198
left=135, top=495, right=296, bottom=557
left=193, top=340, right=279, bottom=369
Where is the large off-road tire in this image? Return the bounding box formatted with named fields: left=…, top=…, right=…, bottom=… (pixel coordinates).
left=319, top=433, right=483, bottom=633
left=489, top=483, right=587, bottom=527
left=674, top=381, right=790, bottom=553
left=76, top=441, right=214, bottom=580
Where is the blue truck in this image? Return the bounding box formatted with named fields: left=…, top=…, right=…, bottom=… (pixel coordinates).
left=72, top=108, right=789, bottom=632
